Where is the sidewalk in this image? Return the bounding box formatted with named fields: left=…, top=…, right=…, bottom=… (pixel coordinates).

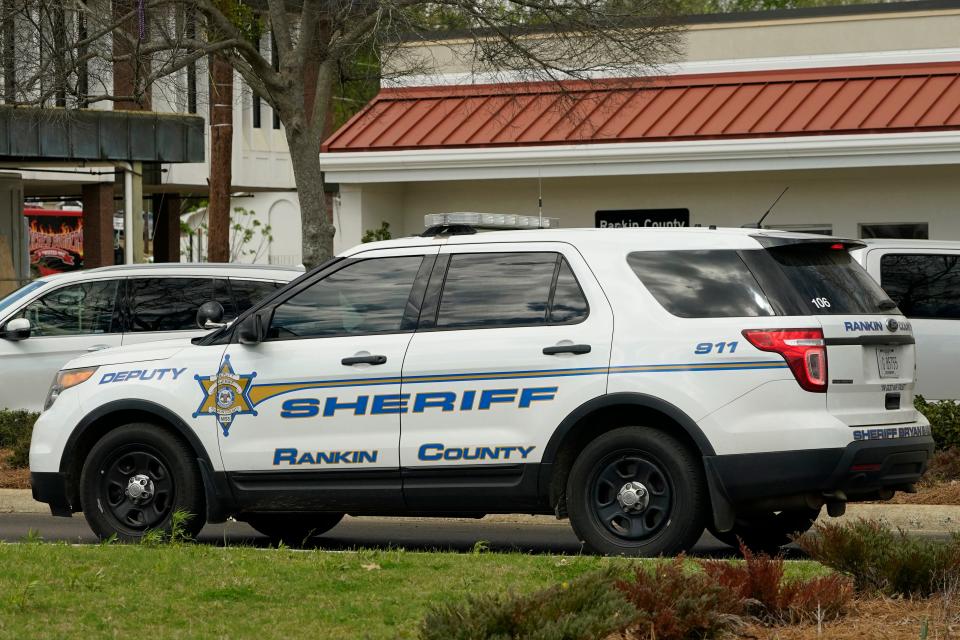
left=2, top=488, right=958, bottom=532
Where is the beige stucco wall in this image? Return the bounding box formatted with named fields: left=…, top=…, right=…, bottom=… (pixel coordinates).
left=336, top=165, right=960, bottom=247
left=391, top=8, right=960, bottom=78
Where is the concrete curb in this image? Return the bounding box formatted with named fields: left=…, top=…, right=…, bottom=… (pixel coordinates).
left=1, top=489, right=958, bottom=533
left=0, top=489, right=46, bottom=514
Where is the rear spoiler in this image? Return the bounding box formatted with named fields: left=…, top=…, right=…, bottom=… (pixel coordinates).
left=749, top=233, right=866, bottom=251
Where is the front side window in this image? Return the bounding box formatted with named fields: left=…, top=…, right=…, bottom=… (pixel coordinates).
left=628, top=250, right=775, bottom=318
left=435, top=252, right=587, bottom=330
left=880, top=253, right=960, bottom=319
left=269, top=256, right=423, bottom=339
left=128, top=278, right=233, bottom=332
left=15, top=280, right=118, bottom=336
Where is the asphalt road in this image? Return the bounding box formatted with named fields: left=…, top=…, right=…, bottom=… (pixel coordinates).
left=0, top=512, right=750, bottom=556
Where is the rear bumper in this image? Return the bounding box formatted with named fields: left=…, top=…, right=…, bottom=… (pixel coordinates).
left=705, top=436, right=934, bottom=509
left=30, top=472, right=73, bottom=517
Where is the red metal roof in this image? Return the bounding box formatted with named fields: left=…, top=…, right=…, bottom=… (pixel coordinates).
left=323, top=62, right=960, bottom=152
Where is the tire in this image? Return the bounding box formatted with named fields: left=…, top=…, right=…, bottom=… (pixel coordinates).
left=710, top=507, right=821, bottom=555
left=566, top=426, right=707, bottom=557
left=244, top=513, right=344, bottom=547
left=80, top=424, right=206, bottom=543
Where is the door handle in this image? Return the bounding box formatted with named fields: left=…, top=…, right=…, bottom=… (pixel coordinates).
left=543, top=344, right=591, bottom=355
left=87, top=344, right=110, bottom=352
left=342, top=355, right=387, bottom=366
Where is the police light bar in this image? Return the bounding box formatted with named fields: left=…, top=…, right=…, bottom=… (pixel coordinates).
left=424, top=212, right=560, bottom=230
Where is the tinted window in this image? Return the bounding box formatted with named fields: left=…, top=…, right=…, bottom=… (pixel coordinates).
left=763, top=245, right=889, bottom=315
left=861, top=223, right=929, bottom=240
left=550, top=258, right=588, bottom=324
left=628, top=251, right=774, bottom=318
left=436, top=253, right=556, bottom=329
left=128, top=278, right=233, bottom=332
left=880, top=254, right=960, bottom=319
left=270, top=256, right=422, bottom=339
left=15, top=280, right=118, bottom=336
left=230, top=279, right=281, bottom=318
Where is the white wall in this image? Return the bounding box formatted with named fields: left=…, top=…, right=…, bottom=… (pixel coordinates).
left=334, top=165, right=960, bottom=246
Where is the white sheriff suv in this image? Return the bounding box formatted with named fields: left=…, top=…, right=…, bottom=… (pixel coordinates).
left=30, top=223, right=934, bottom=555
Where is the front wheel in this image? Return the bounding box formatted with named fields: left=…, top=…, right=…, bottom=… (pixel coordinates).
left=244, top=513, right=344, bottom=547
left=566, top=426, right=707, bottom=556
left=80, top=424, right=206, bottom=542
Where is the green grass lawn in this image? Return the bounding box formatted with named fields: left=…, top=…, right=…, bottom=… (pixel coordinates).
left=0, top=543, right=827, bottom=639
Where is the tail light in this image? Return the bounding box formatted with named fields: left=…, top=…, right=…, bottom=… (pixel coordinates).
left=742, top=328, right=827, bottom=393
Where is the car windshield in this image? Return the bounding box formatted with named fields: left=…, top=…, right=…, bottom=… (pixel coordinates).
left=0, top=281, right=45, bottom=316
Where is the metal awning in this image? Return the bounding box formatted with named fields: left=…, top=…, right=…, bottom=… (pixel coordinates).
left=0, top=106, right=204, bottom=163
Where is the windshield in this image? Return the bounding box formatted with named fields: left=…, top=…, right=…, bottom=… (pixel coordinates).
left=0, top=281, right=45, bottom=316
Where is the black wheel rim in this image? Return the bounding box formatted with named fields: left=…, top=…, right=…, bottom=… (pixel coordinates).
left=589, top=451, right=672, bottom=541
left=98, top=446, right=175, bottom=531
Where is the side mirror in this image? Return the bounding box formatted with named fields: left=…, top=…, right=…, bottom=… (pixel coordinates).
left=197, top=301, right=226, bottom=330
left=237, top=314, right=263, bottom=346
left=1, top=317, right=31, bottom=341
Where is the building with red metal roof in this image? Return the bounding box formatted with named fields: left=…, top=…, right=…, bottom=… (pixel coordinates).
left=320, top=1, right=960, bottom=248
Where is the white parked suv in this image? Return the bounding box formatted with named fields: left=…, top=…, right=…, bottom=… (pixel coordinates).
left=0, top=263, right=302, bottom=411
left=850, top=240, right=960, bottom=401
left=29, top=226, right=933, bottom=555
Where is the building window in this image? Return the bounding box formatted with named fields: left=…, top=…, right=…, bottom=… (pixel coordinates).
left=860, top=223, right=929, bottom=240
left=252, top=33, right=262, bottom=128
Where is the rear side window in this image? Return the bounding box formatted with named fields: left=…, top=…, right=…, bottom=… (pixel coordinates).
left=880, top=253, right=960, bottom=319
left=128, top=278, right=234, bottom=332
left=434, top=252, right=588, bottom=330
left=627, top=250, right=774, bottom=318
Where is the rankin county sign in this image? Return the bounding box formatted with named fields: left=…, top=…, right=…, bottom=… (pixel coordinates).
left=595, top=209, right=690, bottom=229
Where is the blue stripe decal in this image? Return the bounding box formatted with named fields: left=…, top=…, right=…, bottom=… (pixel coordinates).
left=252, top=360, right=789, bottom=398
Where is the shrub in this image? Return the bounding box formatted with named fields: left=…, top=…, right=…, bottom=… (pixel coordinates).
left=0, top=409, right=38, bottom=469
left=916, top=395, right=960, bottom=451
left=796, top=519, right=960, bottom=597
left=700, top=543, right=853, bottom=624
left=420, top=569, right=635, bottom=640
left=615, top=557, right=745, bottom=640
left=924, top=447, right=960, bottom=484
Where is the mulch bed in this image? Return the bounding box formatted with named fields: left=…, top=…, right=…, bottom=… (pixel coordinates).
left=739, top=597, right=956, bottom=639
left=0, top=449, right=29, bottom=489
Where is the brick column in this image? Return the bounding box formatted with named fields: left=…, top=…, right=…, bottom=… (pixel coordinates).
left=152, top=193, right=181, bottom=263
left=82, top=182, right=116, bottom=268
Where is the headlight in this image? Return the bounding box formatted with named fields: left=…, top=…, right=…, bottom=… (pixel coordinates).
left=44, top=367, right=99, bottom=411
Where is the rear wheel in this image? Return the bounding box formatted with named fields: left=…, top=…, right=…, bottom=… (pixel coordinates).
left=244, top=513, right=344, bottom=547
left=566, top=426, right=707, bottom=556
left=710, top=507, right=821, bottom=554
left=80, top=424, right=206, bottom=542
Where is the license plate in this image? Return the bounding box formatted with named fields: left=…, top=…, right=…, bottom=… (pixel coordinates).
left=876, top=347, right=900, bottom=378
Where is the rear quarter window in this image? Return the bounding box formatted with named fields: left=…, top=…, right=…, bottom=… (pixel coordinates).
left=880, top=253, right=960, bottom=319
left=627, top=250, right=775, bottom=318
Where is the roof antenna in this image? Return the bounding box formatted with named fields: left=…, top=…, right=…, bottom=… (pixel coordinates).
left=744, top=186, right=789, bottom=229
left=538, top=171, right=543, bottom=228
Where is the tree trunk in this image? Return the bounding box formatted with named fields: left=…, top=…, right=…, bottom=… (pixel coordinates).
left=207, top=53, right=233, bottom=263
left=287, top=129, right=335, bottom=268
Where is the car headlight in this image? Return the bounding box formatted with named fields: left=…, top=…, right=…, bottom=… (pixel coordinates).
left=44, top=367, right=99, bottom=411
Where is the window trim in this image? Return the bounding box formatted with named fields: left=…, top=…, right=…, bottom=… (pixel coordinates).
left=878, top=251, right=960, bottom=321
left=418, top=250, right=591, bottom=333
left=11, top=278, right=123, bottom=338
left=262, top=254, right=433, bottom=343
